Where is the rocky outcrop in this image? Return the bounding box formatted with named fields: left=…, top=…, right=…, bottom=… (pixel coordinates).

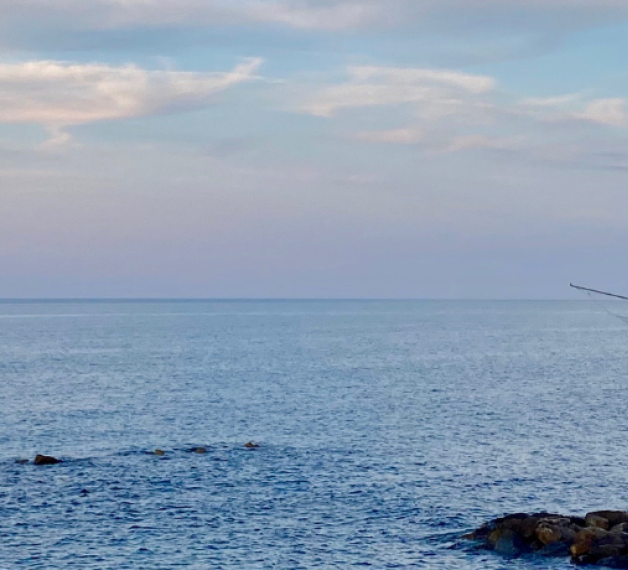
left=465, top=511, right=628, bottom=567
left=33, top=454, right=62, bottom=465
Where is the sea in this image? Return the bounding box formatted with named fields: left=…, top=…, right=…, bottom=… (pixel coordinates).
left=1, top=299, right=628, bottom=569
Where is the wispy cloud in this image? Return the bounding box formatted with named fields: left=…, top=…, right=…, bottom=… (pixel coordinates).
left=301, top=63, right=628, bottom=162
left=0, top=0, right=382, bottom=31
left=1, top=0, right=627, bottom=33
left=0, top=58, right=262, bottom=144
left=443, top=134, right=524, bottom=153
left=578, top=99, right=628, bottom=127
left=301, top=64, right=502, bottom=152
left=301, top=65, right=495, bottom=117
left=520, top=95, right=628, bottom=127
left=355, top=127, right=425, bottom=145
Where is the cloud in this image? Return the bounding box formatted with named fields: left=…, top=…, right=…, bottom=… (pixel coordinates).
left=1, top=0, right=627, bottom=34
left=0, top=58, right=262, bottom=142
left=355, top=128, right=523, bottom=154
left=303, top=63, right=628, bottom=162
left=247, top=1, right=382, bottom=30
left=0, top=0, right=382, bottom=32
left=355, top=127, right=425, bottom=144
left=301, top=65, right=495, bottom=117
left=443, top=134, right=524, bottom=153
left=394, top=0, right=628, bottom=35
left=578, top=99, right=628, bottom=127
left=301, top=64, right=503, bottom=153
left=520, top=95, right=628, bottom=127
left=520, top=95, right=581, bottom=108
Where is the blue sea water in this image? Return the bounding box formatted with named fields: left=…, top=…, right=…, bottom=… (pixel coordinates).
left=1, top=300, right=628, bottom=569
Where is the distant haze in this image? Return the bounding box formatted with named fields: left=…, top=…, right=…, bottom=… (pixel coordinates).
left=1, top=1, right=628, bottom=299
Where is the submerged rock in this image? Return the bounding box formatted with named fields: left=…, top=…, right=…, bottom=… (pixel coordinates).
left=190, top=447, right=207, bottom=454
left=34, top=454, right=62, bottom=465
left=465, top=511, right=628, bottom=568
left=154, top=449, right=165, bottom=456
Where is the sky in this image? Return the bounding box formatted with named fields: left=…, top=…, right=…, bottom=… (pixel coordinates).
left=2, top=1, right=628, bottom=299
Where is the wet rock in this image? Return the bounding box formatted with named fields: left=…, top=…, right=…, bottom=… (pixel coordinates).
left=34, top=454, right=62, bottom=465
left=592, top=513, right=628, bottom=528
left=154, top=449, right=165, bottom=456
left=589, top=544, right=625, bottom=561
left=577, top=527, right=611, bottom=543
left=571, top=527, right=608, bottom=557
left=466, top=510, right=628, bottom=568
left=537, top=525, right=563, bottom=545
left=560, top=527, right=578, bottom=544
left=588, top=515, right=612, bottom=530
left=571, top=538, right=593, bottom=558
left=513, top=513, right=563, bottom=538
left=493, top=529, right=527, bottom=557
left=539, top=541, right=571, bottom=557
left=487, top=528, right=504, bottom=547
left=244, top=442, right=259, bottom=448
left=190, top=447, right=207, bottom=454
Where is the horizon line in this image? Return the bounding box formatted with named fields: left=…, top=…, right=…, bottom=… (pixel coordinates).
left=0, top=297, right=585, bottom=303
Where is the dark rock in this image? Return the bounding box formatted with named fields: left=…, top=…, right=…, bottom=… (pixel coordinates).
left=537, top=525, right=563, bottom=545
left=154, top=449, right=165, bottom=456
left=536, top=520, right=577, bottom=547
left=34, top=454, right=62, bottom=465
left=571, top=536, right=593, bottom=558
left=539, top=541, right=571, bottom=557
left=587, top=514, right=612, bottom=530
left=561, top=527, right=578, bottom=544
left=571, top=526, right=609, bottom=557
left=467, top=525, right=492, bottom=540
left=487, top=528, right=503, bottom=547
left=244, top=442, right=259, bottom=448
left=190, top=447, right=207, bottom=454
left=466, top=511, right=628, bottom=568
left=577, top=553, right=604, bottom=566
left=493, top=529, right=527, bottom=557
left=586, top=527, right=611, bottom=541
left=591, top=513, right=628, bottom=528
left=589, top=544, right=625, bottom=561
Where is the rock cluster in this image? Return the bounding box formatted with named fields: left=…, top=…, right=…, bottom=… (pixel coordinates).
left=465, top=511, right=628, bottom=567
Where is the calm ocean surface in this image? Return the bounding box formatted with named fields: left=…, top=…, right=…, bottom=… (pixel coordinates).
left=1, top=300, right=628, bottom=569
